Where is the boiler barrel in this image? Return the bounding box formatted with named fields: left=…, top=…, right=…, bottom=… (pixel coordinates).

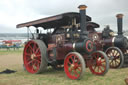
left=64, top=39, right=95, bottom=54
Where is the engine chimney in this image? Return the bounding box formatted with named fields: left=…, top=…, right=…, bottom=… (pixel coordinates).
left=78, top=5, right=88, bottom=36
left=116, top=14, right=123, bottom=35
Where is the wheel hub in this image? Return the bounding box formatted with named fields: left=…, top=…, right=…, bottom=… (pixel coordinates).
left=33, top=65, right=37, bottom=70
left=31, top=54, right=36, bottom=60
left=109, top=56, right=114, bottom=60
left=71, top=64, right=75, bottom=69
left=71, top=64, right=78, bottom=69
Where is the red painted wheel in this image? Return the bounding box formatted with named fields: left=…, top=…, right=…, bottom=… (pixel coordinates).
left=89, top=51, right=109, bottom=75
left=64, top=52, right=85, bottom=80
left=23, top=40, right=47, bottom=74
left=105, top=47, right=124, bottom=68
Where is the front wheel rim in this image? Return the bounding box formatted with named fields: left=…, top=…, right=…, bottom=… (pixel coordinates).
left=89, top=52, right=107, bottom=75
left=64, top=53, right=84, bottom=80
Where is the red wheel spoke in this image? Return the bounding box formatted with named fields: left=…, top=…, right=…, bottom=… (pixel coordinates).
left=27, top=59, right=31, bottom=62
left=70, top=68, right=73, bottom=72
left=71, top=57, right=75, bottom=64
left=77, top=67, right=81, bottom=72
left=93, top=65, right=97, bottom=70
left=73, top=55, right=76, bottom=60
left=35, top=57, right=41, bottom=62
left=35, top=48, right=40, bottom=54
left=31, top=66, right=34, bottom=72
left=33, top=43, right=36, bottom=53
left=34, top=61, right=40, bottom=70
left=32, top=61, right=37, bottom=68
left=27, top=60, right=33, bottom=65
left=36, top=54, right=41, bottom=57
left=68, top=60, right=72, bottom=65
left=99, top=66, right=103, bottom=72
left=77, top=59, right=80, bottom=63
left=71, top=57, right=74, bottom=62
left=24, top=53, right=31, bottom=56
left=36, top=63, right=40, bottom=70
left=73, top=55, right=77, bottom=63
left=35, top=59, right=41, bottom=64
left=100, top=64, right=106, bottom=69
left=98, top=66, right=102, bottom=71
left=97, top=67, right=100, bottom=72
left=28, top=45, right=34, bottom=53
left=74, top=70, right=79, bottom=76
left=28, top=49, right=33, bottom=54
left=78, top=64, right=82, bottom=67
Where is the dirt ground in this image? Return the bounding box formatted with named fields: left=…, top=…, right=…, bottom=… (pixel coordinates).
left=0, top=52, right=23, bottom=68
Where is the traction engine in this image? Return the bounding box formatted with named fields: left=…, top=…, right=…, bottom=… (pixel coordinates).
left=16, top=5, right=109, bottom=80
left=87, top=14, right=128, bottom=68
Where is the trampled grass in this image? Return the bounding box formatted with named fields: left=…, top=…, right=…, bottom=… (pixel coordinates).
left=0, top=48, right=23, bottom=55
left=0, top=49, right=128, bottom=85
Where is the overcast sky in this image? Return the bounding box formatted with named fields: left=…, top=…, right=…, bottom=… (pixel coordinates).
left=0, top=0, right=128, bottom=33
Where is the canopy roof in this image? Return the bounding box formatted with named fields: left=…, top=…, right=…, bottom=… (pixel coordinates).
left=16, top=12, right=91, bottom=29
left=86, top=22, right=100, bottom=28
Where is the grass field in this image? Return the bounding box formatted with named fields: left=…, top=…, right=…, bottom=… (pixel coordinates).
left=0, top=49, right=128, bottom=85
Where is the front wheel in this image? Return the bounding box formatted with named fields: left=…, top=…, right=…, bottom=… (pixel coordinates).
left=64, top=52, right=85, bottom=80
left=89, top=51, right=109, bottom=75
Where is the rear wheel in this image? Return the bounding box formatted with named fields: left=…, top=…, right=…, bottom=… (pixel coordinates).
left=105, top=47, right=124, bottom=68
left=23, top=40, right=47, bottom=74
left=89, top=51, right=109, bottom=75
left=64, top=52, right=85, bottom=80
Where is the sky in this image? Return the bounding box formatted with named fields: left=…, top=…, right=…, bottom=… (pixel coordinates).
left=0, top=0, right=128, bottom=33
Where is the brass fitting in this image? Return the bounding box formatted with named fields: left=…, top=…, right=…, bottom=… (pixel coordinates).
left=78, top=5, right=87, bottom=10
left=116, top=14, right=124, bottom=18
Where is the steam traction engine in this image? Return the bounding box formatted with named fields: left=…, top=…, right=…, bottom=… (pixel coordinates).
left=16, top=5, right=109, bottom=80
left=87, top=14, right=128, bottom=68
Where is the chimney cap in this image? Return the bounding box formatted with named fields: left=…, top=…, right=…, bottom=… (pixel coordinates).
left=116, top=14, right=124, bottom=18
left=78, top=5, right=87, bottom=10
